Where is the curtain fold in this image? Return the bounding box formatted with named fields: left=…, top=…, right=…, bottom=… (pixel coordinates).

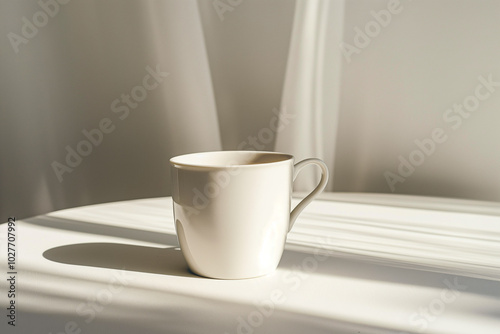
left=274, top=0, right=345, bottom=192
left=143, top=0, right=222, bottom=156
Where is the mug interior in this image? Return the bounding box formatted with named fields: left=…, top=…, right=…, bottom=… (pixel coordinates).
left=170, top=151, right=293, bottom=168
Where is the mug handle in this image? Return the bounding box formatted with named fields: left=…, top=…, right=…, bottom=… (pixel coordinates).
left=289, top=158, right=329, bottom=232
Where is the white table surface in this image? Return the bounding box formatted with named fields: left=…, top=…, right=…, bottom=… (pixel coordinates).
left=1, top=193, right=499, bottom=334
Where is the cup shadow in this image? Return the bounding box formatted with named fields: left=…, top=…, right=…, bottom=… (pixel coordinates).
left=43, top=243, right=199, bottom=278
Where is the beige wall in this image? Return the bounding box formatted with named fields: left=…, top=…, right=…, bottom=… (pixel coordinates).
left=198, top=0, right=296, bottom=150
left=333, top=0, right=500, bottom=201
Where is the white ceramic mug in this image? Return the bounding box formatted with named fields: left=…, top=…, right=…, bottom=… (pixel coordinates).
left=170, top=151, right=328, bottom=279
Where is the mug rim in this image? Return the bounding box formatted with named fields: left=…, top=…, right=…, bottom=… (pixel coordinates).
left=170, top=150, right=294, bottom=169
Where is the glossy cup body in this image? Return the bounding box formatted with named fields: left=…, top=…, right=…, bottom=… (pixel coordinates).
left=170, top=151, right=293, bottom=279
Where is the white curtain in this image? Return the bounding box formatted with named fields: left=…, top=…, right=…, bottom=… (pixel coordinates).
left=274, top=0, right=344, bottom=192
left=0, top=0, right=294, bottom=219
left=3, top=0, right=500, bottom=219
left=277, top=0, right=500, bottom=201
left=0, top=0, right=222, bottom=218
